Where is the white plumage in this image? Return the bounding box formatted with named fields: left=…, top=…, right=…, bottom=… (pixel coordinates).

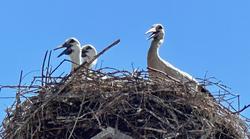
left=81, top=44, right=97, bottom=69
left=54, top=37, right=97, bottom=71
left=146, top=24, right=201, bottom=91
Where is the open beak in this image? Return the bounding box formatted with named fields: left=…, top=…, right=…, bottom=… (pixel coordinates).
left=54, top=43, right=72, bottom=58
left=145, top=27, right=159, bottom=40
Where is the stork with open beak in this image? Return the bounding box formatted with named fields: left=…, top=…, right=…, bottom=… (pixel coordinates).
left=54, top=37, right=97, bottom=71
left=145, top=24, right=206, bottom=92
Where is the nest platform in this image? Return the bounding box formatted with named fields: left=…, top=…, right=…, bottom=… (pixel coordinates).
left=0, top=67, right=248, bottom=139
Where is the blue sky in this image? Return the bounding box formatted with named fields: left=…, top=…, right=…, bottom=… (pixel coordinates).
left=0, top=0, right=249, bottom=124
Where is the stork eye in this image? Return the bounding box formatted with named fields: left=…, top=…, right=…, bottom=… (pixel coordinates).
left=158, top=26, right=163, bottom=30
left=85, top=46, right=92, bottom=50
left=68, top=39, right=75, bottom=44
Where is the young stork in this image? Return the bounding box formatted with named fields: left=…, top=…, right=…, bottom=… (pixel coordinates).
left=145, top=24, right=205, bottom=92
left=54, top=37, right=97, bottom=71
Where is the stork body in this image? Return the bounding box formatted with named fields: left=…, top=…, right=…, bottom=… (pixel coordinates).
left=146, top=24, right=200, bottom=91
left=54, top=37, right=97, bottom=71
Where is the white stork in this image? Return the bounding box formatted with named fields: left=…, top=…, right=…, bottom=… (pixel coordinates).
left=81, top=44, right=98, bottom=69
left=54, top=37, right=97, bottom=71
left=145, top=24, right=206, bottom=92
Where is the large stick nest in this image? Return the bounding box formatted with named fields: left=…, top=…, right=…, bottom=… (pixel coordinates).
left=1, top=67, right=248, bottom=139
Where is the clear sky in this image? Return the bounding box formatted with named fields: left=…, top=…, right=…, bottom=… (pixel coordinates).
left=0, top=0, right=249, bottom=125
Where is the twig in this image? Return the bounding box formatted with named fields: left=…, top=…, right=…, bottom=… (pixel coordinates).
left=0, top=97, right=15, bottom=99
left=41, top=51, right=48, bottom=86
left=237, top=95, right=240, bottom=114
left=49, top=59, right=79, bottom=76
left=45, top=50, right=52, bottom=85
left=232, top=104, right=250, bottom=114
left=0, top=85, right=40, bottom=89
left=15, top=70, right=23, bottom=121
left=67, top=96, right=86, bottom=139
left=60, top=39, right=121, bottom=84
left=21, top=70, right=40, bottom=81
left=75, top=39, right=121, bottom=72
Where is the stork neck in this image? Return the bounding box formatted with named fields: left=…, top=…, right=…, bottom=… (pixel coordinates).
left=148, top=39, right=162, bottom=60
left=69, top=49, right=82, bottom=71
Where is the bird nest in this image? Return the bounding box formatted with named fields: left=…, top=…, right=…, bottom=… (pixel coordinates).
left=0, top=66, right=248, bottom=139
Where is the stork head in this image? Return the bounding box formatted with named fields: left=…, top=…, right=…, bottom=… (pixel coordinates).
left=54, top=37, right=81, bottom=58
left=81, top=44, right=98, bottom=68
left=145, top=24, right=165, bottom=41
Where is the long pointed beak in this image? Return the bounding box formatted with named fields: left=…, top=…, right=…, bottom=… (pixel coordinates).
left=57, top=48, right=69, bottom=57
left=54, top=43, right=72, bottom=58
left=145, top=27, right=156, bottom=35
left=145, top=27, right=158, bottom=40
left=53, top=45, right=66, bottom=51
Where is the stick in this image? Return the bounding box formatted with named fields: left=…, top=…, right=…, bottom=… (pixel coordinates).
left=232, top=104, right=250, bottom=114
left=45, top=51, right=52, bottom=85
left=0, top=85, right=41, bottom=89
left=79, top=39, right=120, bottom=70
left=62, top=39, right=121, bottom=82
left=41, top=51, right=48, bottom=86
left=50, top=59, right=79, bottom=76
left=15, top=70, right=23, bottom=120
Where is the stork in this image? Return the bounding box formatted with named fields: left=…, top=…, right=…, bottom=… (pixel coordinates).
left=81, top=44, right=98, bottom=69
left=54, top=37, right=97, bottom=71
left=145, top=24, right=205, bottom=92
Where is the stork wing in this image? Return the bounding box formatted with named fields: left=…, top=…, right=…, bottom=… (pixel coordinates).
left=161, top=59, right=198, bottom=83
